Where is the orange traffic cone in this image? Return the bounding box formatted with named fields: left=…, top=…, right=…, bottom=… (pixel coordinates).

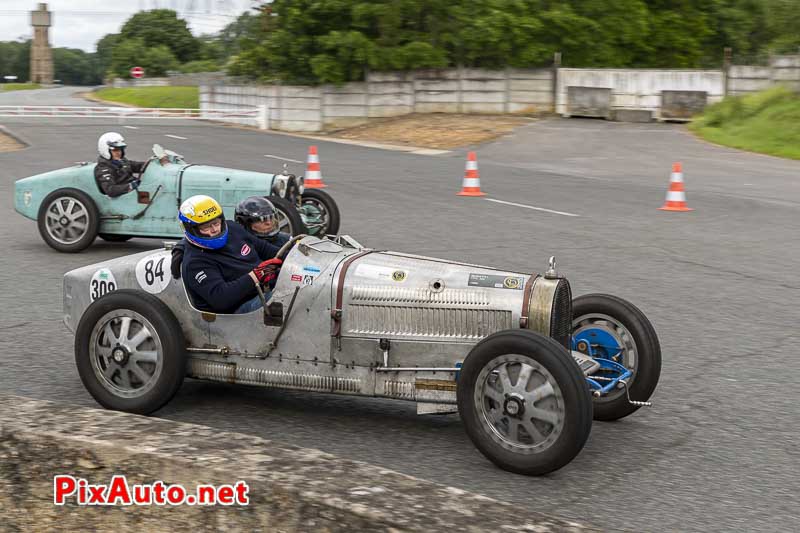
left=304, top=145, right=327, bottom=188
left=457, top=151, right=486, bottom=196
left=659, top=162, right=692, bottom=211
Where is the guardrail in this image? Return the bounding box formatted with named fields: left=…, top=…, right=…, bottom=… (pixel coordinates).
left=0, top=105, right=269, bottom=129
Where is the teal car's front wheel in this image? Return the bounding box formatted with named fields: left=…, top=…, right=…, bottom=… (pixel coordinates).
left=300, top=189, right=340, bottom=236
left=37, top=188, right=99, bottom=253
left=268, top=196, right=306, bottom=236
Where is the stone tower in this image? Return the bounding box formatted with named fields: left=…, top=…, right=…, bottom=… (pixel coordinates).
left=30, top=3, right=54, bottom=84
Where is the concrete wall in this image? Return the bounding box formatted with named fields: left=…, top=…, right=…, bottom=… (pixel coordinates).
left=661, top=90, right=709, bottom=119
left=727, top=66, right=773, bottom=96
left=0, top=394, right=593, bottom=531
left=565, top=87, right=612, bottom=118
left=557, top=69, right=724, bottom=118
left=200, top=68, right=555, bottom=133
left=199, top=85, right=267, bottom=128
left=768, top=55, right=800, bottom=92
left=168, top=71, right=231, bottom=87
left=189, top=55, right=799, bottom=131
left=727, top=55, right=800, bottom=95
left=112, top=77, right=170, bottom=88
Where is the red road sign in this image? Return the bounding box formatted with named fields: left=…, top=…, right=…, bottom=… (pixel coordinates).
left=130, top=66, right=144, bottom=79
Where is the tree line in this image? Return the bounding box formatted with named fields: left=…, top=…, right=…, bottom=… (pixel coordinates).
left=1, top=2, right=798, bottom=86
left=0, top=9, right=255, bottom=85
left=230, top=0, right=800, bottom=84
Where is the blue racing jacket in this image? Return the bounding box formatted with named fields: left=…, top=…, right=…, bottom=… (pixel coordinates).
left=181, top=222, right=281, bottom=313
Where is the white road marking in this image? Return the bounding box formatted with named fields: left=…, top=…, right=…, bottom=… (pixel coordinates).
left=164, top=134, right=187, bottom=140
left=123, top=125, right=138, bottom=129
left=485, top=198, right=580, bottom=217
left=264, top=154, right=304, bottom=164
left=410, top=148, right=450, bottom=155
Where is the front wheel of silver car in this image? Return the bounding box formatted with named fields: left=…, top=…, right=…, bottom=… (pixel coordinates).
left=457, top=330, right=592, bottom=476
left=573, top=294, right=661, bottom=421
left=37, top=188, right=99, bottom=253
left=75, top=290, right=186, bottom=414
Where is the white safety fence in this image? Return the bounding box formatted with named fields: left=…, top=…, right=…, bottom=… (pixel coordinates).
left=0, top=105, right=270, bottom=129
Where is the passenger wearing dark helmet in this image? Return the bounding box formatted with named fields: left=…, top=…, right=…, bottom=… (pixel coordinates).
left=234, top=196, right=291, bottom=248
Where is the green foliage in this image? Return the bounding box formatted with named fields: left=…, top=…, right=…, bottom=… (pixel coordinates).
left=764, top=0, right=800, bottom=53
left=0, top=40, right=102, bottom=85
left=217, top=12, right=261, bottom=57
left=111, top=39, right=179, bottom=78
left=53, top=48, right=101, bottom=85
left=119, top=9, right=199, bottom=63
left=231, top=0, right=800, bottom=83
left=18, top=1, right=800, bottom=86
left=95, top=34, right=121, bottom=79
left=690, top=86, right=800, bottom=159
left=0, top=40, right=30, bottom=81
left=179, top=60, right=221, bottom=73
left=95, top=87, right=199, bottom=108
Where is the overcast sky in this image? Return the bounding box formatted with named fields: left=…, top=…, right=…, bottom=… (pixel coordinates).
left=0, top=1, right=256, bottom=52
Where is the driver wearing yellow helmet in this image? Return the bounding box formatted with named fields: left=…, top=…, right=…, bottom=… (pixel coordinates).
left=178, top=195, right=283, bottom=314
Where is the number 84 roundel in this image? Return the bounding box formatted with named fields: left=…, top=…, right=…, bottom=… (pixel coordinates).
left=135, top=252, right=171, bottom=295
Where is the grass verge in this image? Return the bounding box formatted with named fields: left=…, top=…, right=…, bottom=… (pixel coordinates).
left=689, top=86, right=800, bottom=160
left=94, top=86, right=199, bottom=108
left=0, top=83, right=41, bottom=92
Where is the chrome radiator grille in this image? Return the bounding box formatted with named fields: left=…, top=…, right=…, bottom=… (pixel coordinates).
left=350, top=286, right=491, bottom=306
left=550, top=279, right=573, bottom=349
left=346, top=305, right=513, bottom=339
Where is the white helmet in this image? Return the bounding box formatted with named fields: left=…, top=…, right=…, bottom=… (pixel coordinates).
left=97, top=132, right=127, bottom=160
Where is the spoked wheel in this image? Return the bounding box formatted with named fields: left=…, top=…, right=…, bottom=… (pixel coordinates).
left=572, top=294, right=661, bottom=421
left=300, top=188, right=340, bottom=236
left=457, top=330, right=592, bottom=475
left=37, top=188, right=99, bottom=252
left=75, top=290, right=186, bottom=414
left=90, top=310, right=164, bottom=398
left=267, top=196, right=306, bottom=236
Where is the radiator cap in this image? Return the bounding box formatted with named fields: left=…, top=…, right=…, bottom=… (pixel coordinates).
left=544, top=256, right=560, bottom=279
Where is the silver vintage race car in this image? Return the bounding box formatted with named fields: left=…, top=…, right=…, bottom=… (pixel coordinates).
left=63, top=235, right=661, bottom=475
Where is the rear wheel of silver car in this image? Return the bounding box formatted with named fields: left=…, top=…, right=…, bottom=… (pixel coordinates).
left=573, top=294, right=661, bottom=421
left=457, top=330, right=593, bottom=476
left=75, top=289, right=186, bottom=414
left=300, top=188, right=340, bottom=236
left=37, top=188, right=99, bottom=253
left=267, top=195, right=307, bottom=236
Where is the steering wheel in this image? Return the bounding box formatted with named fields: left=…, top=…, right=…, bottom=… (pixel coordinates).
left=276, top=234, right=307, bottom=262
left=139, top=143, right=171, bottom=176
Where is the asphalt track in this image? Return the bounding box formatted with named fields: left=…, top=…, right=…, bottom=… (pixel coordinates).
left=2, top=87, right=799, bottom=531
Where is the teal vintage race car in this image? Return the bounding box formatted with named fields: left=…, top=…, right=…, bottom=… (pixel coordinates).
left=13, top=144, right=340, bottom=252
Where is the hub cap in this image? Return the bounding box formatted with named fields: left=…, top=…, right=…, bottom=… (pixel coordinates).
left=474, top=354, right=565, bottom=453
left=89, top=310, right=163, bottom=398
left=44, top=196, right=90, bottom=245
left=300, top=198, right=328, bottom=235
left=573, top=312, right=639, bottom=398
